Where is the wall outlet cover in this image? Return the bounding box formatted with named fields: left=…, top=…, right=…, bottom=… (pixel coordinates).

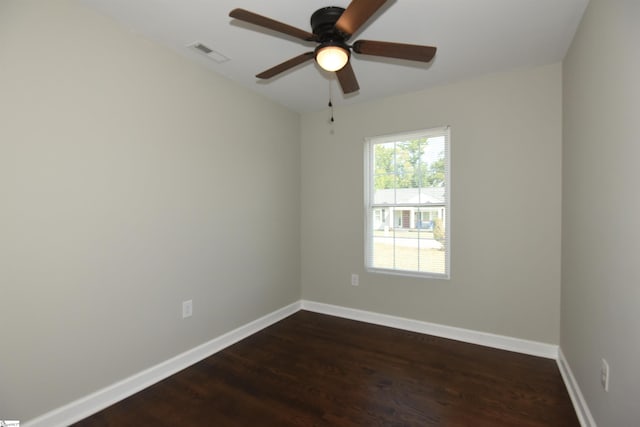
left=351, top=274, right=359, bottom=286
left=182, top=300, right=193, bottom=318
left=600, top=358, right=610, bottom=392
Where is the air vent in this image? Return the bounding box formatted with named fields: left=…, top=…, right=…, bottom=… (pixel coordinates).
left=193, top=43, right=213, bottom=54
left=187, top=42, right=230, bottom=63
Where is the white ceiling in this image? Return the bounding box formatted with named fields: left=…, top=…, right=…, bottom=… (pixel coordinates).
left=80, top=0, right=589, bottom=113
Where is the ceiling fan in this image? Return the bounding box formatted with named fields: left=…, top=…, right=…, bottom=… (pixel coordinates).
left=229, top=0, right=437, bottom=94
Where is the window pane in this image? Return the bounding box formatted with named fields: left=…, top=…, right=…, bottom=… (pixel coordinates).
left=373, top=142, right=395, bottom=180
left=370, top=220, right=446, bottom=274
left=371, top=234, right=395, bottom=269
left=373, top=142, right=395, bottom=205
left=418, top=232, right=445, bottom=274
left=423, top=136, right=446, bottom=187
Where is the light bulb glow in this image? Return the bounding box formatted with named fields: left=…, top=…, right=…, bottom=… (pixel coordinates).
left=316, top=45, right=349, bottom=72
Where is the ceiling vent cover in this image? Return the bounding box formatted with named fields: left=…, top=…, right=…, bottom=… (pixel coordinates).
left=187, top=42, right=230, bottom=63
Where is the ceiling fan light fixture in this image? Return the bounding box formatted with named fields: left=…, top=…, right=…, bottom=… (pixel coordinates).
left=315, top=43, right=349, bottom=72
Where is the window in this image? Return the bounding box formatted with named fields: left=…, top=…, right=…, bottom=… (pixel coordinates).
left=365, top=127, right=450, bottom=279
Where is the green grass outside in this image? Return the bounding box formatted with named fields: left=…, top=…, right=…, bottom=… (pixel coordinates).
left=372, top=242, right=445, bottom=274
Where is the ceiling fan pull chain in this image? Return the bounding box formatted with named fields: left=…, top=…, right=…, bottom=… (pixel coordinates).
left=329, top=80, right=335, bottom=123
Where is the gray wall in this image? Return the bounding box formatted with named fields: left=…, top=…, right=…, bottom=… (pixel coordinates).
left=10, top=0, right=634, bottom=423
left=562, top=0, right=640, bottom=425
left=301, top=63, right=563, bottom=344
left=0, top=0, right=300, bottom=421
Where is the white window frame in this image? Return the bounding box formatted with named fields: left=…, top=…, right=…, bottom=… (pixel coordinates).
left=364, top=126, right=450, bottom=279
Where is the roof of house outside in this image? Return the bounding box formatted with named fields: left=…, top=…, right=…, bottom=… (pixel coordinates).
left=373, top=188, right=445, bottom=205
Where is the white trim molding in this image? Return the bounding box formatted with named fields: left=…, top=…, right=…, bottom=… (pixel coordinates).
left=301, top=300, right=559, bottom=359
left=23, top=301, right=301, bottom=427
left=25, top=300, right=583, bottom=427
left=557, top=348, right=597, bottom=427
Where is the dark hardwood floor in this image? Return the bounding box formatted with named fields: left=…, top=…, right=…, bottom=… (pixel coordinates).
left=74, top=311, right=579, bottom=426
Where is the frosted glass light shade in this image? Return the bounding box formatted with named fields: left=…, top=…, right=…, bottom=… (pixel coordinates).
left=316, top=45, right=349, bottom=72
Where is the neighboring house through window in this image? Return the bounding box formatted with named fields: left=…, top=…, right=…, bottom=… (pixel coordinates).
left=365, top=127, right=450, bottom=278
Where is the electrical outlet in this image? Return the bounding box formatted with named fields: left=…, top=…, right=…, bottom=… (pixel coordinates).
left=351, top=274, right=359, bottom=286
left=600, top=358, right=610, bottom=392
left=182, top=300, right=193, bottom=319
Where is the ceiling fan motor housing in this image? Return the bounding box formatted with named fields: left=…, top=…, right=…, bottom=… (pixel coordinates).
left=311, top=7, right=348, bottom=41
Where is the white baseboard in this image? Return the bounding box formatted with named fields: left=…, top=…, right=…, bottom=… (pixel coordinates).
left=301, top=300, right=559, bottom=359
left=557, top=348, right=597, bottom=427
left=24, top=299, right=573, bottom=426
left=23, top=301, right=301, bottom=427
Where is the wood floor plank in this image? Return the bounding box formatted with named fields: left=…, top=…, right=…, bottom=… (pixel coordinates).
left=73, top=311, right=579, bottom=426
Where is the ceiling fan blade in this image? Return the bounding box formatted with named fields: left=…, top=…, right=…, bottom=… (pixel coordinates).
left=336, top=62, right=359, bottom=94
left=230, top=8, right=317, bottom=41
left=353, top=40, right=437, bottom=62
left=335, top=0, right=388, bottom=37
left=256, top=52, right=315, bottom=79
